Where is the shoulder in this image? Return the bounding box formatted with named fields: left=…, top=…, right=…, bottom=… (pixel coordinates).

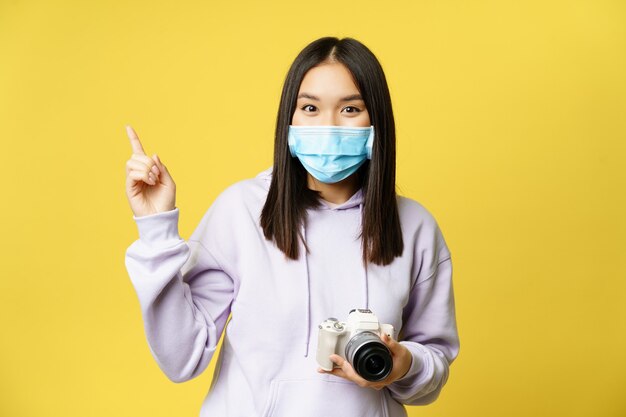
left=396, top=194, right=439, bottom=230
left=211, top=166, right=272, bottom=210
left=396, top=194, right=452, bottom=262
left=189, top=167, right=272, bottom=256
left=192, top=167, right=272, bottom=229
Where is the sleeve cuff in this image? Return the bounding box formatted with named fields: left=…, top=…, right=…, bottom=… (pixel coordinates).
left=395, top=341, right=426, bottom=384
left=133, top=207, right=182, bottom=246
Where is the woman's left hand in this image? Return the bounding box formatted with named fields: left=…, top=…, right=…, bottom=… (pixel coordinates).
left=317, top=333, right=414, bottom=390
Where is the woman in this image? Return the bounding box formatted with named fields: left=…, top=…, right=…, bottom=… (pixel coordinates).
left=124, top=36, right=459, bottom=417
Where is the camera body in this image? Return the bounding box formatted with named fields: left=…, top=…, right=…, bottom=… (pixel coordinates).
left=317, top=309, right=396, bottom=382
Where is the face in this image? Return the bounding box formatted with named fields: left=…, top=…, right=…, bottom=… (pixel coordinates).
left=291, top=61, right=371, bottom=127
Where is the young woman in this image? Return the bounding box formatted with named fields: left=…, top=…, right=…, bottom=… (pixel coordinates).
left=124, top=36, right=459, bottom=417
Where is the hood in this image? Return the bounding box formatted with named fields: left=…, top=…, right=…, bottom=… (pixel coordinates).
left=256, top=166, right=369, bottom=357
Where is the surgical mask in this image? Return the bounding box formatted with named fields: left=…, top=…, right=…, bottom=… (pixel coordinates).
left=288, top=125, right=374, bottom=184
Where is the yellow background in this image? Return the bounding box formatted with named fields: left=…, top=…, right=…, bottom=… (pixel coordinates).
left=1, top=0, right=625, bottom=416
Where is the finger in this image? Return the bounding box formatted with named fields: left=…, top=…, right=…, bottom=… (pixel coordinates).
left=329, top=367, right=369, bottom=388
left=131, top=154, right=160, bottom=176
left=150, top=154, right=163, bottom=176
left=329, top=362, right=389, bottom=390
left=330, top=355, right=369, bottom=387
left=328, top=367, right=349, bottom=379
left=323, top=365, right=351, bottom=380
left=133, top=169, right=157, bottom=185
left=126, top=125, right=146, bottom=155
left=382, top=333, right=401, bottom=354
left=126, top=158, right=151, bottom=175
left=152, top=154, right=175, bottom=187
left=153, top=154, right=169, bottom=176
left=129, top=169, right=156, bottom=185
left=126, top=159, right=159, bottom=182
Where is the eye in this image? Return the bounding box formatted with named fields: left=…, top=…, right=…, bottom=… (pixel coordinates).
left=342, top=106, right=362, bottom=113
left=301, top=104, right=317, bottom=112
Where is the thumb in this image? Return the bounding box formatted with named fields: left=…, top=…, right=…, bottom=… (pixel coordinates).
left=382, top=333, right=401, bottom=353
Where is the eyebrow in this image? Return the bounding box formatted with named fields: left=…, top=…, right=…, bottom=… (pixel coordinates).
left=297, top=92, right=364, bottom=102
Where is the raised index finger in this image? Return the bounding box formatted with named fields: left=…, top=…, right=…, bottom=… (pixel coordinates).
left=126, top=125, right=146, bottom=155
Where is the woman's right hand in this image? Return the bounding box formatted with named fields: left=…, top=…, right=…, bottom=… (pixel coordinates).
left=124, top=125, right=176, bottom=217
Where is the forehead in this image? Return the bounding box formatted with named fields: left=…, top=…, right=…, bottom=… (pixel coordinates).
left=298, top=62, right=360, bottom=97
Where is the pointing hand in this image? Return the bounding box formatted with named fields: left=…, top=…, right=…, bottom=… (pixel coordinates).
left=124, top=125, right=176, bottom=217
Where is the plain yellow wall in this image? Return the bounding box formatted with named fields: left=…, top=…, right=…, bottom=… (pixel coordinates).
left=1, top=0, right=625, bottom=416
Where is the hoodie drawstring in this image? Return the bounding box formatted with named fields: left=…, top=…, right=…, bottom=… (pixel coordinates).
left=301, top=193, right=368, bottom=358
left=302, top=221, right=312, bottom=357
left=360, top=202, right=369, bottom=310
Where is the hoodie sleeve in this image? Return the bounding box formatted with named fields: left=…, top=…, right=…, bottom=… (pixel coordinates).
left=124, top=205, right=235, bottom=383
left=386, top=222, right=460, bottom=405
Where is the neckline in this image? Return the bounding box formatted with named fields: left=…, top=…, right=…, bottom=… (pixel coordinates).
left=317, top=188, right=364, bottom=210
left=320, top=198, right=342, bottom=209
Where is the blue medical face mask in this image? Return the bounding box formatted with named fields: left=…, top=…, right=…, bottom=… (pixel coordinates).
left=287, top=125, right=374, bottom=184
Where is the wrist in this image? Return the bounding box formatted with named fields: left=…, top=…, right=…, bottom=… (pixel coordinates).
left=133, top=206, right=182, bottom=247
left=394, top=342, right=425, bottom=384
left=399, top=353, right=413, bottom=380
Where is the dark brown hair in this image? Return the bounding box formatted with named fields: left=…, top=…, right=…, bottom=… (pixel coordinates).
left=260, top=37, right=403, bottom=266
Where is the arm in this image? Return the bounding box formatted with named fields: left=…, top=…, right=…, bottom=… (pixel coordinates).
left=124, top=207, right=235, bottom=383
left=386, top=229, right=460, bottom=404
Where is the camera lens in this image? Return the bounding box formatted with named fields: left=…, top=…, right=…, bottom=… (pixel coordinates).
left=366, top=355, right=386, bottom=374
left=345, top=332, right=393, bottom=382
left=355, top=344, right=393, bottom=381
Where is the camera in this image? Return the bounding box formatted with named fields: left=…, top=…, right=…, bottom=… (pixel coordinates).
left=316, top=309, right=395, bottom=382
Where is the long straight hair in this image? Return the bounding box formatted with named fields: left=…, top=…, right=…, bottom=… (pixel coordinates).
left=260, top=37, right=403, bottom=266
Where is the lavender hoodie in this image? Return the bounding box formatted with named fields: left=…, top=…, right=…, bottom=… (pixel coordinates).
left=124, top=167, right=459, bottom=417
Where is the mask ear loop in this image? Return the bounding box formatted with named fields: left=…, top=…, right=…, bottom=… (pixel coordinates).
left=287, top=126, right=297, bottom=157
left=366, top=125, right=375, bottom=160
